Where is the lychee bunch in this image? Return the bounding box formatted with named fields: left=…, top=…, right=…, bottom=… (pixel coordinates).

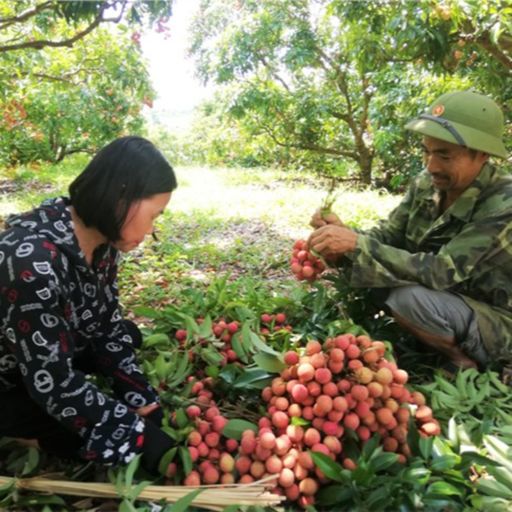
left=290, top=240, right=326, bottom=281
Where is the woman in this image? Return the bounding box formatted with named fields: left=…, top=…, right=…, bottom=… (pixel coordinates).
left=0, top=136, right=177, bottom=473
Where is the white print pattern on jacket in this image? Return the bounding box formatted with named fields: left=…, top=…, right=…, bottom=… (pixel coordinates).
left=0, top=197, right=159, bottom=465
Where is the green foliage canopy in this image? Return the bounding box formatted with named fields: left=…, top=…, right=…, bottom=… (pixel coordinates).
left=0, top=0, right=173, bottom=166
left=189, top=0, right=512, bottom=188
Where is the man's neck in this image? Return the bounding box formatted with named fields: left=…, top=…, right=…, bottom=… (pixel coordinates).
left=441, top=192, right=458, bottom=212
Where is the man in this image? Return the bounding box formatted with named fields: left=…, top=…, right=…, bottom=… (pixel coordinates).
left=309, top=90, right=511, bottom=371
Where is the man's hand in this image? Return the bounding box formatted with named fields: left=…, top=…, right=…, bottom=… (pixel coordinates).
left=310, top=208, right=344, bottom=229
left=308, top=225, right=358, bottom=262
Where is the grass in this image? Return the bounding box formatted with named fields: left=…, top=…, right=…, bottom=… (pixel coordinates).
left=1, top=157, right=398, bottom=314
left=0, top=158, right=402, bottom=509
left=5, top=158, right=512, bottom=511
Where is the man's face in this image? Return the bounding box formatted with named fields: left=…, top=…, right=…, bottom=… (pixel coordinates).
left=421, top=136, right=488, bottom=195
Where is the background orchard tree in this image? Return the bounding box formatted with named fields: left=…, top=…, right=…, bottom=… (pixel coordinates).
left=0, top=26, right=153, bottom=165
left=0, top=1, right=172, bottom=53
left=189, top=0, right=511, bottom=188
left=0, top=0, right=173, bottom=166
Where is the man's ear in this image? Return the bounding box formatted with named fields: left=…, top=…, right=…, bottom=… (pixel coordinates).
left=478, top=151, right=490, bottom=164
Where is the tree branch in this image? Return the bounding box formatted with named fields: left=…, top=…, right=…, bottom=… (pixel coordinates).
left=258, top=119, right=358, bottom=159
left=0, top=2, right=124, bottom=53
left=257, top=53, right=291, bottom=92
left=0, top=1, right=54, bottom=30
left=476, top=32, right=512, bottom=71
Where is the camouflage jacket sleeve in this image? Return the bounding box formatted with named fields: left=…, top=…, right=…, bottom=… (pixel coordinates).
left=344, top=168, right=512, bottom=292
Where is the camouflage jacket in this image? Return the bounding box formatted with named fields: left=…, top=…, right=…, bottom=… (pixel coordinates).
left=344, top=162, right=512, bottom=364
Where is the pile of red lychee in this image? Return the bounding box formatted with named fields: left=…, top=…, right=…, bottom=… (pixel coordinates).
left=259, top=312, right=293, bottom=336
left=173, top=332, right=440, bottom=509
left=290, top=239, right=325, bottom=282
left=174, top=318, right=241, bottom=366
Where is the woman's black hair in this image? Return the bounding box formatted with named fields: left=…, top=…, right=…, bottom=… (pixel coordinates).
left=69, top=136, right=177, bottom=241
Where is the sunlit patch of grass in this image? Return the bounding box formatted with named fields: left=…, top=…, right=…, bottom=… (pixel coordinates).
left=0, top=155, right=87, bottom=215
left=1, top=160, right=401, bottom=314
left=171, top=166, right=400, bottom=241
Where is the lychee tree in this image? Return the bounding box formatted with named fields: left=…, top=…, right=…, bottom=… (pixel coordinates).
left=0, top=20, right=153, bottom=165
left=188, top=0, right=511, bottom=189
left=0, top=1, right=173, bottom=54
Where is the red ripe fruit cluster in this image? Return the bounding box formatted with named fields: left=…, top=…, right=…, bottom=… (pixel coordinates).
left=174, top=318, right=240, bottom=366
left=290, top=240, right=325, bottom=281
left=260, top=312, right=293, bottom=336
left=169, top=329, right=441, bottom=508
left=211, top=318, right=240, bottom=365
left=168, top=377, right=238, bottom=485
left=252, top=334, right=440, bottom=507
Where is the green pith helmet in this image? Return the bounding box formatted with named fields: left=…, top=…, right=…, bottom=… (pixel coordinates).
left=405, top=90, right=508, bottom=158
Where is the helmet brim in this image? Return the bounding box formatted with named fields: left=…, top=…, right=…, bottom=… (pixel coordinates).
left=405, top=117, right=508, bottom=159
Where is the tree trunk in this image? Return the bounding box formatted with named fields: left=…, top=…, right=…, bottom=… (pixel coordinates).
left=357, top=147, right=373, bottom=185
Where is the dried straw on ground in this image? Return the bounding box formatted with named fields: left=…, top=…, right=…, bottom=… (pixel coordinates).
left=0, top=474, right=285, bottom=511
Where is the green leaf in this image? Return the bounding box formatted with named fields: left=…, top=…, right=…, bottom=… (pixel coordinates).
left=0, top=477, right=14, bottom=494
left=198, top=315, right=213, bottom=338
left=129, top=480, right=152, bottom=501
left=18, top=495, right=66, bottom=506
left=486, top=466, right=512, bottom=489
left=154, top=353, right=172, bottom=381
left=179, top=445, right=193, bottom=476
left=232, top=367, right=272, bottom=389
left=222, top=419, right=258, bottom=440
left=366, top=484, right=393, bottom=509
left=361, top=433, right=381, bottom=459
left=253, top=351, right=286, bottom=373
left=143, top=333, right=171, bottom=348
left=310, top=451, right=346, bottom=483
left=182, top=314, right=201, bottom=336
left=470, top=495, right=512, bottom=512
left=460, top=451, right=499, bottom=470
left=447, top=417, right=459, bottom=450
left=199, top=346, right=224, bottom=366
left=477, top=478, right=512, bottom=499
left=170, top=488, right=203, bottom=512
left=175, top=408, right=189, bottom=429
left=119, top=500, right=138, bottom=512
left=431, top=454, right=459, bottom=471
left=419, top=435, right=434, bottom=460
left=133, top=306, right=161, bottom=319
left=369, top=452, right=399, bottom=472
left=316, top=484, right=354, bottom=505
left=425, top=481, right=463, bottom=498
left=167, top=352, right=193, bottom=388
left=249, top=330, right=281, bottom=355
left=291, top=416, right=310, bottom=426
left=21, top=447, right=40, bottom=476
left=123, top=454, right=141, bottom=488
left=158, top=446, right=177, bottom=476
left=219, top=364, right=240, bottom=384
left=402, top=466, right=431, bottom=485
left=205, top=365, right=220, bottom=378
left=483, top=435, right=512, bottom=469
left=231, top=333, right=249, bottom=363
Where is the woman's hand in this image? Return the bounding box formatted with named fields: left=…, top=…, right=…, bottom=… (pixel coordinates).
left=308, top=225, right=358, bottom=262
left=14, top=438, right=40, bottom=449
left=136, top=402, right=161, bottom=417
